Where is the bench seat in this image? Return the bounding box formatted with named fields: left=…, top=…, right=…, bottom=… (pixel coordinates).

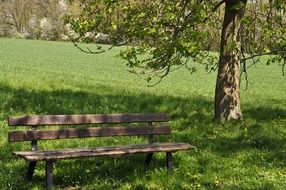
left=14, top=142, right=192, bottom=161
left=8, top=113, right=193, bottom=189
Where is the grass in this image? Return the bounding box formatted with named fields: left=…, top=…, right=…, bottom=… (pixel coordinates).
left=0, top=38, right=286, bottom=190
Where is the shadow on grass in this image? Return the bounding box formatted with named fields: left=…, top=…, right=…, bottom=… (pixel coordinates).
left=207, top=122, right=286, bottom=167
left=0, top=82, right=212, bottom=189
left=244, top=106, right=286, bottom=122
left=0, top=83, right=212, bottom=122
left=1, top=82, right=286, bottom=189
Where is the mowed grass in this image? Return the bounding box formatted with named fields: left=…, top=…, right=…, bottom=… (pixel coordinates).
left=0, top=38, right=286, bottom=190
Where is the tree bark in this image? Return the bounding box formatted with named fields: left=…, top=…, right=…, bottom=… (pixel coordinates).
left=214, top=0, right=247, bottom=122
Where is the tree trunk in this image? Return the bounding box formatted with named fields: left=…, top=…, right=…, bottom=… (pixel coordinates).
left=214, top=0, right=247, bottom=122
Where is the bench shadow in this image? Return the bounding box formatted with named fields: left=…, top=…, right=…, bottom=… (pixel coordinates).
left=53, top=154, right=168, bottom=189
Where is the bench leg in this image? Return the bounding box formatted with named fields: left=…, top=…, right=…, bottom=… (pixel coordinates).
left=46, top=161, right=54, bottom=190
left=144, top=153, right=153, bottom=169
left=166, top=152, right=173, bottom=170
left=26, top=161, right=37, bottom=181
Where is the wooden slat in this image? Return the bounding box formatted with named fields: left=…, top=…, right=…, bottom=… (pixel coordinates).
left=9, top=126, right=171, bottom=142
left=8, top=113, right=171, bottom=126
left=13, top=142, right=193, bottom=161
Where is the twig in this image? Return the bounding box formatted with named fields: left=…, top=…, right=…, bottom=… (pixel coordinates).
left=72, top=40, right=129, bottom=54
left=203, top=0, right=226, bottom=23
left=241, top=46, right=286, bottom=63
left=73, top=41, right=105, bottom=54
left=283, top=59, right=286, bottom=76
left=245, top=8, right=286, bottom=26
left=240, top=49, right=249, bottom=90
left=170, top=57, right=191, bottom=73
left=147, top=64, right=171, bottom=87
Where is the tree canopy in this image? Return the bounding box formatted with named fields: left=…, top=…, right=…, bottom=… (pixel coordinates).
left=68, top=0, right=285, bottom=122
left=68, top=0, right=285, bottom=79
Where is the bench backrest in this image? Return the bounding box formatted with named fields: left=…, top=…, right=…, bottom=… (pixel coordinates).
left=8, top=113, right=171, bottom=149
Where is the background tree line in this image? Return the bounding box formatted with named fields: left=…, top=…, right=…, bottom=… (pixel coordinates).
left=1, top=0, right=284, bottom=54
left=0, top=0, right=81, bottom=40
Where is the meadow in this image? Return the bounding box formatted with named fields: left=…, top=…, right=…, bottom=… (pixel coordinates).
left=0, top=38, right=286, bottom=190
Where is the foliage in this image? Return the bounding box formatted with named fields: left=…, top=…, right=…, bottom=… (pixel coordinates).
left=0, top=38, right=286, bottom=189
left=68, top=0, right=220, bottom=83
left=68, top=0, right=286, bottom=83
left=241, top=0, right=286, bottom=75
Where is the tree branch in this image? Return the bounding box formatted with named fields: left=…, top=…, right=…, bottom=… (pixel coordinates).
left=212, top=0, right=226, bottom=12
left=245, top=8, right=286, bottom=26
left=241, top=46, right=286, bottom=62
left=203, top=0, right=226, bottom=23
left=72, top=40, right=129, bottom=54
left=73, top=41, right=105, bottom=54
left=240, top=48, right=249, bottom=90
left=283, top=59, right=286, bottom=76
left=147, top=64, right=170, bottom=87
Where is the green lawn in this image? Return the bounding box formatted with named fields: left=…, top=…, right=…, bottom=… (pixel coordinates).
left=0, top=38, right=286, bottom=190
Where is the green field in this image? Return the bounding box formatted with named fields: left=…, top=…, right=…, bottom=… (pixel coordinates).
left=0, top=38, right=286, bottom=190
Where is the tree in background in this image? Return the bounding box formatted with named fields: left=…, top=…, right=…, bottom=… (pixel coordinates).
left=0, top=0, right=80, bottom=40
left=0, top=0, right=34, bottom=37
left=68, top=0, right=286, bottom=122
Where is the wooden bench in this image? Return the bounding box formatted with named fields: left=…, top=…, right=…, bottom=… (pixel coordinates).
left=8, top=113, right=193, bottom=189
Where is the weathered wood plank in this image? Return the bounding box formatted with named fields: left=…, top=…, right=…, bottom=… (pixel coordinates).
left=9, top=126, right=171, bottom=142
left=13, top=143, right=193, bottom=161
left=8, top=113, right=171, bottom=126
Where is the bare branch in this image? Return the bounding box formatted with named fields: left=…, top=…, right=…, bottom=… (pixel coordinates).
left=283, top=59, right=286, bottom=76
left=147, top=64, right=171, bottom=87
left=203, top=0, right=226, bottom=23
left=170, top=57, right=191, bottom=73
left=73, top=41, right=105, bottom=54
left=245, top=8, right=286, bottom=26
left=241, top=46, right=286, bottom=63
left=72, top=40, right=129, bottom=55
left=107, top=40, right=130, bottom=50
left=147, top=77, right=164, bottom=87
left=240, top=49, right=249, bottom=90
left=212, top=0, right=226, bottom=12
